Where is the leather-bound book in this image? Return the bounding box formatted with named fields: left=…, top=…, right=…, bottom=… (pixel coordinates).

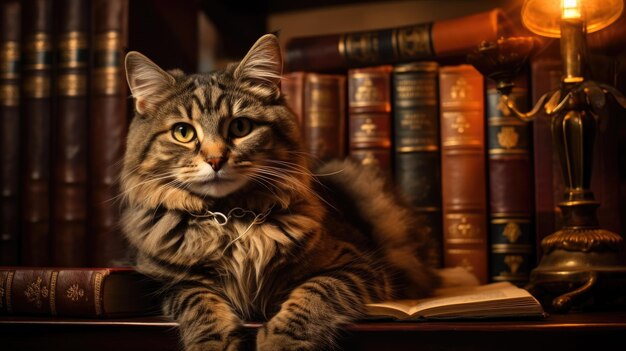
left=53, top=0, right=89, bottom=267
left=0, top=0, right=21, bottom=265
left=281, top=72, right=306, bottom=129
left=0, top=267, right=159, bottom=317
left=282, top=72, right=346, bottom=164
left=439, top=65, right=487, bottom=283
left=348, top=66, right=392, bottom=171
left=486, top=78, right=533, bottom=286
left=392, top=62, right=442, bottom=267
left=89, top=0, right=129, bottom=266
left=286, top=9, right=508, bottom=72
left=21, top=0, right=54, bottom=266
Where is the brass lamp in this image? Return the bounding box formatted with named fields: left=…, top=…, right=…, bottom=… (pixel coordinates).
left=469, top=0, right=626, bottom=312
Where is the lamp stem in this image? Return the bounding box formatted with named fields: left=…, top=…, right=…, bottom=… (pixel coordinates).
left=560, top=17, right=587, bottom=83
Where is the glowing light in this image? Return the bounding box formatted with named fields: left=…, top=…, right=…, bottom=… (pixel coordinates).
left=562, top=0, right=582, bottom=19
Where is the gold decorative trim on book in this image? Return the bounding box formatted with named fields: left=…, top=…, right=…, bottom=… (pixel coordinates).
left=0, top=83, right=19, bottom=106
left=58, top=31, right=88, bottom=69
left=49, top=271, right=58, bottom=315
left=491, top=244, right=534, bottom=254
left=392, top=25, right=432, bottom=60
left=23, top=75, right=51, bottom=98
left=57, top=73, right=87, bottom=96
left=339, top=33, right=379, bottom=64
left=1, top=41, right=20, bottom=79
left=491, top=217, right=531, bottom=223
left=487, top=87, right=527, bottom=94
left=6, top=271, right=14, bottom=313
left=94, top=272, right=104, bottom=316
left=488, top=117, right=526, bottom=126
left=447, top=238, right=485, bottom=244
left=94, top=31, right=122, bottom=95
left=396, top=145, right=438, bottom=152
left=488, top=149, right=530, bottom=155
left=23, top=33, right=52, bottom=70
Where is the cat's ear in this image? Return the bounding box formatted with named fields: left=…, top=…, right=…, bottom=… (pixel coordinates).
left=234, top=34, right=282, bottom=87
left=125, top=51, right=176, bottom=114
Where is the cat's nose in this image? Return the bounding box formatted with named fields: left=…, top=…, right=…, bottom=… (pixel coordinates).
left=207, top=156, right=227, bottom=171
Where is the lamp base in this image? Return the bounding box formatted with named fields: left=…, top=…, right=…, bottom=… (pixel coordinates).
left=526, top=229, right=626, bottom=312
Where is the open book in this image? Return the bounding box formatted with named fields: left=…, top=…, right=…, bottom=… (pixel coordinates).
left=366, top=282, right=544, bottom=320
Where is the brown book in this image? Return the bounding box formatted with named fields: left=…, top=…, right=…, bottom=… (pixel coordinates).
left=282, top=72, right=346, bottom=164
left=53, top=0, right=89, bottom=267
left=486, top=77, right=534, bottom=286
left=89, top=0, right=129, bottom=266
left=392, top=62, right=442, bottom=268
left=439, top=65, right=487, bottom=284
left=0, top=0, right=21, bottom=265
left=21, top=0, right=54, bottom=266
left=0, top=267, right=159, bottom=317
left=285, top=9, right=509, bottom=72
left=348, top=66, right=392, bottom=170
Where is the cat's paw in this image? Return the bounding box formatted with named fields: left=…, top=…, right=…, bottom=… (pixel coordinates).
left=256, top=324, right=316, bottom=351
left=184, top=334, right=245, bottom=351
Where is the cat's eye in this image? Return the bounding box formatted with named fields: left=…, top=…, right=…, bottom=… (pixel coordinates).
left=229, top=118, right=253, bottom=138
left=172, top=123, right=196, bottom=143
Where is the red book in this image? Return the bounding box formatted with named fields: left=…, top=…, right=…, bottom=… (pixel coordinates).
left=439, top=65, right=487, bottom=283
left=0, top=267, right=159, bottom=318
left=348, top=66, right=392, bottom=170
left=285, top=9, right=509, bottom=72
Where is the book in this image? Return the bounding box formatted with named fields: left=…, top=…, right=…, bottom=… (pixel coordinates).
left=282, top=72, right=346, bottom=163
left=439, top=65, right=488, bottom=283
left=89, top=0, right=129, bottom=266
left=21, top=0, right=54, bottom=266
left=285, top=9, right=508, bottom=72
left=392, top=62, right=442, bottom=268
left=53, top=0, right=90, bottom=266
left=366, top=281, right=544, bottom=320
left=0, top=267, right=160, bottom=318
left=348, top=65, right=392, bottom=170
left=486, top=77, right=534, bottom=286
left=0, top=0, right=21, bottom=265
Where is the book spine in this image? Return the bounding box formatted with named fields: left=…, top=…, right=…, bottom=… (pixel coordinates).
left=281, top=71, right=306, bottom=129
left=392, top=62, right=442, bottom=267
left=304, top=73, right=346, bottom=163
left=0, top=268, right=110, bottom=317
left=531, top=55, right=562, bottom=262
left=21, top=0, right=54, bottom=266
left=486, top=79, right=534, bottom=286
left=89, top=0, right=129, bottom=266
left=348, top=66, right=392, bottom=170
left=285, top=9, right=505, bottom=72
left=439, top=65, right=487, bottom=283
left=53, top=0, right=89, bottom=266
left=0, top=0, right=21, bottom=265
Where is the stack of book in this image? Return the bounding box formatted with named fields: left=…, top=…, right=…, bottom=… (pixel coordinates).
left=0, top=0, right=129, bottom=267
left=281, top=7, right=625, bottom=286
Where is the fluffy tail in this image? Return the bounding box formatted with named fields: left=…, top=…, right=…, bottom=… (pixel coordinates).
left=316, top=159, right=441, bottom=298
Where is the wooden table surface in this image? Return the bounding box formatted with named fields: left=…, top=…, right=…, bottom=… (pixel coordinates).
left=2, top=311, right=625, bottom=350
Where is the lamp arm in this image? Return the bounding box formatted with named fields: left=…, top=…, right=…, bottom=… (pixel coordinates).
left=501, top=91, right=552, bottom=122
left=599, top=84, right=626, bottom=109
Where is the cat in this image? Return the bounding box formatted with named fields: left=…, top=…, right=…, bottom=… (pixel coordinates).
left=121, top=34, right=439, bottom=351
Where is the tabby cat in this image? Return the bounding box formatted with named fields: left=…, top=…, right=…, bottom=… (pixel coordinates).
left=121, top=34, right=439, bottom=351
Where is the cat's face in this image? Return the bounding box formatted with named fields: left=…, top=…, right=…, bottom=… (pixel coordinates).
left=122, top=35, right=305, bottom=211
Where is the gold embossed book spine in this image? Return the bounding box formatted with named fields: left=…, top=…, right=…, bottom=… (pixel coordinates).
left=285, top=9, right=506, bottom=72
left=89, top=0, right=129, bottom=266
left=486, top=78, right=534, bottom=286
left=303, top=73, right=346, bottom=163
left=0, top=268, right=159, bottom=317
left=53, top=0, right=90, bottom=266
left=0, top=1, right=21, bottom=265
left=392, top=62, right=442, bottom=267
left=439, top=65, right=487, bottom=283
left=21, top=0, right=54, bottom=266
left=348, top=66, right=392, bottom=170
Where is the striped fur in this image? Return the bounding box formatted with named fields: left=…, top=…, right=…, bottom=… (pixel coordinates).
left=122, top=34, right=439, bottom=351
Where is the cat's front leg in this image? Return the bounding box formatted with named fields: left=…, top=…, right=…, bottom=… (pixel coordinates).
left=164, top=286, right=245, bottom=351
left=257, top=274, right=372, bottom=351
